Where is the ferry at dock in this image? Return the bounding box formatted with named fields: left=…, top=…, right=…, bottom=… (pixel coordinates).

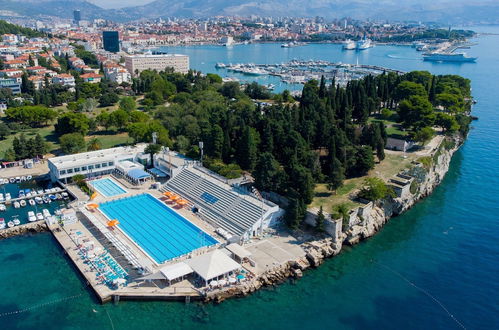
left=343, top=39, right=356, bottom=50
left=356, top=38, right=373, bottom=50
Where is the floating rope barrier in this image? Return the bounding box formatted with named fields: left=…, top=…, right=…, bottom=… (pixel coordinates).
left=372, top=259, right=466, bottom=329
left=0, top=293, right=85, bottom=318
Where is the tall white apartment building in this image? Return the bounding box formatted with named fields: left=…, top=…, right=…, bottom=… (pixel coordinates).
left=124, top=54, right=189, bottom=76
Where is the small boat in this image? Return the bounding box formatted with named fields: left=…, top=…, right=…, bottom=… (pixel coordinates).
left=35, top=197, right=43, bottom=204
left=0, top=204, right=6, bottom=211
left=7, top=221, right=14, bottom=228
left=36, top=212, right=44, bottom=221
left=5, top=193, right=11, bottom=201
left=55, top=194, right=62, bottom=200
left=18, top=190, right=25, bottom=198
left=49, top=194, right=56, bottom=200
left=13, top=217, right=20, bottom=225
left=26, top=175, right=32, bottom=180
left=9, top=178, right=15, bottom=183
left=28, top=211, right=37, bottom=222
left=28, top=199, right=35, bottom=206
left=15, top=177, right=21, bottom=183
left=61, top=192, right=69, bottom=199
left=43, top=196, right=51, bottom=204
left=21, top=176, right=26, bottom=181
left=42, top=209, right=51, bottom=218
left=37, top=189, right=44, bottom=195
left=20, top=200, right=26, bottom=207
left=3, top=179, right=9, bottom=184
left=13, top=201, right=20, bottom=209
left=0, top=218, right=5, bottom=229
left=0, top=193, right=4, bottom=202
left=26, top=191, right=32, bottom=197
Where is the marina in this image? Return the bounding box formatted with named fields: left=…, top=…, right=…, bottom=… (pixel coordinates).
left=217, top=60, right=404, bottom=86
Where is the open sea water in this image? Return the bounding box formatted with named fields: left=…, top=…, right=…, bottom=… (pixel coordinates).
left=1, top=26, right=498, bottom=329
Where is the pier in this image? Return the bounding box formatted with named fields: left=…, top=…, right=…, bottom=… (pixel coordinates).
left=2, top=188, right=68, bottom=205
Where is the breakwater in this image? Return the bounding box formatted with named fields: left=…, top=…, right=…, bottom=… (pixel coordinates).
left=0, top=221, right=48, bottom=240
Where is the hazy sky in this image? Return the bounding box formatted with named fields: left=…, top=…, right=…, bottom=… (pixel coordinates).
left=89, top=0, right=155, bottom=9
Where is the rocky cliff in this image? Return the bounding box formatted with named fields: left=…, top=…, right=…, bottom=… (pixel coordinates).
left=208, top=135, right=464, bottom=303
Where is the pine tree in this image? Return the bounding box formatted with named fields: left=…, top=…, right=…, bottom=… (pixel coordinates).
left=237, top=126, right=258, bottom=171
left=316, top=205, right=326, bottom=232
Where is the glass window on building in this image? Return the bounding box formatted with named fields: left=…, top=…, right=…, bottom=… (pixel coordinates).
left=108, top=161, right=114, bottom=166
left=95, top=164, right=101, bottom=169
left=88, top=165, right=94, bottom=170
left=82, top=166, right=87, bottom=171
left=74, top=167, right=80, bottom=173
left=60, top=170, right=66, bottom=175
left=101, top=162, right=107, bottom=168
left=67, top=168, right=74, bottom=174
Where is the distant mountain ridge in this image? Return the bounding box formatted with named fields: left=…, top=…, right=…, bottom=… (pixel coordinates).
left=2, top=0, right=499, bottom=24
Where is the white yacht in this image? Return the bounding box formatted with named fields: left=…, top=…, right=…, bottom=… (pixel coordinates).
left=28, top=199, right=35, bottom=206
left=0, top=218, right=5, bottom=229
left=343, top=39, right=356, bottom=50
left=13, top=201, right=20, bottom=209
left=0, top=193, right=3, bottom=202
left=5, top=193, right=11, bottom=201
left=12, top=217, right=20, bottom=225
left=7, top=220, right=14, bottom=228
left=0, top=204, right=6, bottom=211
left=20, top=200, right=26, bottom=207
left=42, top=209, right=51, bottom=219
left=28, top=211, right=37, bottom=222
left=36, top=212, right=44, bottom=221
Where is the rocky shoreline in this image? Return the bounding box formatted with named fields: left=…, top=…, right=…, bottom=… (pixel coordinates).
left=206, top=135, right=463, bottom=303
left=0, top=221, right=48, bottom=240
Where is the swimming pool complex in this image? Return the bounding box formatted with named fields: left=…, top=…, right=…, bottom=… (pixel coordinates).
left=99, top=194, right=218, bottom=263
left=89, top=178, right=127, bottom=197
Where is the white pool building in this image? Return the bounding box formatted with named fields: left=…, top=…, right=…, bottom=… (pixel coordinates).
left=48, top=144, right=149, bottom=183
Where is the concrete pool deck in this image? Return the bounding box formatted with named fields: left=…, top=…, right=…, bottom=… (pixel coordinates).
left=48, top=174, right=307, bottom=303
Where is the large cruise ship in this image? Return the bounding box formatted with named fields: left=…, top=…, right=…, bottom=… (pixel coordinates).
left=343, top=39, right=356, bottom=50
left=423, top=52, right=477, bottom=62
left=356, top=38, right=373, bottom=50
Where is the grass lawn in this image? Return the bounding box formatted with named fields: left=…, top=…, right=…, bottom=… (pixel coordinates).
left=310, top=152, right=417, bottom=214
left=0, top=125, right=59, bottom=155
left=85, top=131, right=131, bottom=149
left=368, top=115, right=408, bottom=139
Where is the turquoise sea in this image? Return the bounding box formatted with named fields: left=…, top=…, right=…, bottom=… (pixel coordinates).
left=2, top=26, right=499, bottom=329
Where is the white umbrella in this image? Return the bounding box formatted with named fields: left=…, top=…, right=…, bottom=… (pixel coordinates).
left=218, top=279, right=227, bottom=286
left=209, top=280, right=218, bottom=287
left=228, top=278, right=237, bottom=284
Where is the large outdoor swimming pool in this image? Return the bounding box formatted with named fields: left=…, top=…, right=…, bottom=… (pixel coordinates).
left=89, top=178, right=127, bottom=197
left=99, top=194, right=218, bottom=263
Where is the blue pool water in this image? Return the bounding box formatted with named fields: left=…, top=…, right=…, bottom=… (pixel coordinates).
left=89, top=178, right=127, bottom=197
left=99, top=194, right=218, bottom=263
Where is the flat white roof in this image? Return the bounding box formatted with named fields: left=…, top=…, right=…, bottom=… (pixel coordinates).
left=159, top=262, right=193, bottom=281
left=48, top=144, right=147, bottom=169
left=127, top=54, right=188, bottom=58
left=225, top=243, right=252, bottom=259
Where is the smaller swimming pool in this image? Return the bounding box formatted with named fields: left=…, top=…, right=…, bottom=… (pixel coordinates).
left=89, top=178, right=127, bottom=197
